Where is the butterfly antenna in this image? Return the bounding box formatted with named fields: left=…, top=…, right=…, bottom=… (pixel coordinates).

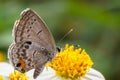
left=60, top=28, right=73, bottom=42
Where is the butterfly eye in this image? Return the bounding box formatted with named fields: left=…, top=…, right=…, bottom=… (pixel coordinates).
left=56, top=47, right=61, bottom=52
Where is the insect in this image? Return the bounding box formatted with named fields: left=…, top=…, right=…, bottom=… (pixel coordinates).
left=8, top=8, right=59, bottom=79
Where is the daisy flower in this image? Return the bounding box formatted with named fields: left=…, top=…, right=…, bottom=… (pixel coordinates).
left=46, top=44, right=105, bottom=80
left=0, top=44, right=105, bottom=80
left=0, top=51, right=6, bottom=62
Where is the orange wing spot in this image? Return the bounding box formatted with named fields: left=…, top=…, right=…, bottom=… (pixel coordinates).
left=19, top=60, right=26, bottom=68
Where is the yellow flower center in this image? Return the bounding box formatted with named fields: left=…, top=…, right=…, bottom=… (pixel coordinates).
left=0, top=51, right=6, bottom=62
left=47, top=44, right=93, bottom=79
left=9, top=70, right=29, bottom=80
left=0, top=74, right=3, bottom=80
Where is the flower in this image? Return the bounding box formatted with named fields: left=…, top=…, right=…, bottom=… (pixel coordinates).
left=0, top=44, right=105, bottom=80
left=45, top=44, right=105, bottom=80
left=0, top=62, right=105, bottom=80
left=0, top=62, right=28, bottom=80
left=0, top=51, right=6, bottom=62
left=47, top=44, right=94, bottom=79
left=0, top=74, right=3, bottom=80
left=9, top=70, right=29, bottom=80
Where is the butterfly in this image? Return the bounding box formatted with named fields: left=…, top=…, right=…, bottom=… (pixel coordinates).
left=8, top=8, right=59, bottom=79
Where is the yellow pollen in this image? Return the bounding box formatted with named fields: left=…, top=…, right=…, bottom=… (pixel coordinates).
left=46, top=44, right=94, bottom=79
left=0, top=51, right=6, bottom=62
left=9, top=70, right=29, bottom=80
left=0, top=74, right=3, bottom=80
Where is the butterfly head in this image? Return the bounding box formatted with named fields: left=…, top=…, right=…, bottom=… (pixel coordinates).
left=56, top=47, right=61, bottom=52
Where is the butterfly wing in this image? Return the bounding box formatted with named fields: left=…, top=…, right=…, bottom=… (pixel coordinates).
left=13, top=8, right=56, bottom=52
left=11, top=8, right=57, bottom=79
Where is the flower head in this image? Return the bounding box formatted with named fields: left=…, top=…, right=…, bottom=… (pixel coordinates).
left=0, top=74, right=3, bottom=80
left=47, top=44, right=93, bottom=79
left=9, top=70, right=29, bottom=80
left=0, top=51, right=6, bottom=62
left=0, top=62, right=31, bottom=80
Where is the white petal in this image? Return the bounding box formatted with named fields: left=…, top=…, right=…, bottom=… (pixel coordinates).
left=27, top=67, right=60, bottom=80
left=1, top=76, right=9, bottom=80
left=82, top=68, right=105, bottom=80
left=0, top=62, right=14, bottom=76
left=27, top=67, right=105, bottom=80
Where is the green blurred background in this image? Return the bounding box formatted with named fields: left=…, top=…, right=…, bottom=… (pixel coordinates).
left=0, top=0, right=120, bottom=80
